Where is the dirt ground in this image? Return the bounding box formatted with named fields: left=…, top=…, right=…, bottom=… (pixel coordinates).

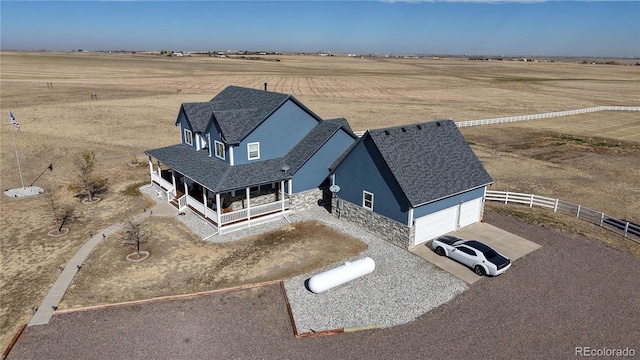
left=1, top=51, right=638, bottom=349
left=460, top=118, right=640, bottom=224
left=59, top=220, right=366, bottom=309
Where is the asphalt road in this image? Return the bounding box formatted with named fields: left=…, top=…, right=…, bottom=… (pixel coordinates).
left=8, top=212, right=640, bottom=359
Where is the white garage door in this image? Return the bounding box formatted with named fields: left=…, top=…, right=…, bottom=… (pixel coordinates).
left=413, top=197, right=484, bottom=246
left=458, top=198, right=482, bottom=228
left=414, top=206, right=458, bottom=246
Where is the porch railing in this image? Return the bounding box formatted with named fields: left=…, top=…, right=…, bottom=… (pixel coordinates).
left=220, top=199, right=290, bottom=225
left=186, top=194, right=205, bottom=214
left=177, top=195, right=187, bottom=210
left=151, top=171, right=174, bottom=193
left=204, top=207, right=218, bottom=221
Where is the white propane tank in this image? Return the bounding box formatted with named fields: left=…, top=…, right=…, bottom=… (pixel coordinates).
left=307, top=257, right=375, bottom=294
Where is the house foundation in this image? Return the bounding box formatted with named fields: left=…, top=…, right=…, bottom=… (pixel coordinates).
left=332, top=197, right=414, bottom=249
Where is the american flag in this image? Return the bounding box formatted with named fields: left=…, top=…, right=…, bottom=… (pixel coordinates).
left=9, top=111, right=20, bottom=132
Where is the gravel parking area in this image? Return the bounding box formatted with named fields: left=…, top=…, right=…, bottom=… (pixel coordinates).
left=9, top=206, right=639, bottom=359
left=281, top=206, right=467, bottom=333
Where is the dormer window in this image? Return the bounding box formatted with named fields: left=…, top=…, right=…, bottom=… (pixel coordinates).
left=214, top=140, right=225, bottom=160
left=184, top=129, right=193, bottom=146
left=248, top=142, right=260, bottom=160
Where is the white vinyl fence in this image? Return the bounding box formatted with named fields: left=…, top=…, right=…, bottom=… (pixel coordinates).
left=352, top=106, right=640, bottom=136
left=485, top=190, right=640, bottom=240
left=455, top=106, right=640, bottom=128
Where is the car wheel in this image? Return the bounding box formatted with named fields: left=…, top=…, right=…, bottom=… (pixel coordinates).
left=435, top=247, right=445, bottom=256
left=474, top=265, right=486, bottom=276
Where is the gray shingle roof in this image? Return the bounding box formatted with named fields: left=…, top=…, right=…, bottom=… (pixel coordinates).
left=178, top=86, right=326, bottom=144
left=145, top=144, right=289, bottom=193
left=146, top=118, right=357, bottom=193
left=180, top=102, right=216, bottom=133
left=366, top=120, right=493, bottom=207
left=284, top=119, right=356, bottom=173
left=148, top=86, right=354, bottom=193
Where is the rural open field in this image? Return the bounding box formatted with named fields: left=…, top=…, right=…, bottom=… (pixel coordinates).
left=1, top=51, right=639, bottom=349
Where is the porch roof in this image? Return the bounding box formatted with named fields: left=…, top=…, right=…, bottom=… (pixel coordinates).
left=146, top=144, right=290, bottom=193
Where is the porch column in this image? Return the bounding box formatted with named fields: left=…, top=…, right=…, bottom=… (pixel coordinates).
left=202, top=189, right=208, bottom=219
left=156, top=160, right=161, bottom=175
left=216, top=193, right=221, bottom=226
left=288, top=179, right=293, bottom=195
left=246, top=187, right=251, bottom=223
left=148, top=156, right=153, bottom=176
left=184, top=181, right=189, bottom=199
left=172, top=172, right=177, bottom=195
left=280, top=180, right=285, bottom=211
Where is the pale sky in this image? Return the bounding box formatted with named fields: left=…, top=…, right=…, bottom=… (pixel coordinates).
left=2, top=1, right=639, bottom=58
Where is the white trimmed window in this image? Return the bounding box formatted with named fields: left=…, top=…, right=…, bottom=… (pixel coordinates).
left=363, top=191, right=374, bottom=210
left=247, top=142, right=260, bottom=160
left=184, top=129, right=193, bottom=146
left=214, top=140, right=225, bottom=160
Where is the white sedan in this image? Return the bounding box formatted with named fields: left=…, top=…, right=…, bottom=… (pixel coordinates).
left=431, top=235, right=511, bottom=276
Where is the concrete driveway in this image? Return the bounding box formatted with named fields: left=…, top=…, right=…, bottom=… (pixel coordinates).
left=410, top=222, right=541, bottom=284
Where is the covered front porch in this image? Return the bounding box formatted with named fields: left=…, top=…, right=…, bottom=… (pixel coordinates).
left=148, top=157, right=291, bottom=234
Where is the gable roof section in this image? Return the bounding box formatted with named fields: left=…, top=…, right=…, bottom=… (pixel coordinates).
left=363, top=120, right=492, bottom=207
left=145, top=144, right=289, bottom=193
left=179, top=102, right=216, bottom=133
left=284, top=119, right=357, bottom=174
left=210, top=86, right=323, bottom=144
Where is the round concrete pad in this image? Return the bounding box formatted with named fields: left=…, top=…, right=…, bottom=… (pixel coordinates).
left=4, top=186, right=45, bottom=198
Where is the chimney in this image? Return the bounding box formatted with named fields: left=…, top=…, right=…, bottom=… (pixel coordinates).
left=264, top=82, right=267, bottom=91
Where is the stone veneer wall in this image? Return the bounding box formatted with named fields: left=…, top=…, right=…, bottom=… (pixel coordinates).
left=289, top=188, right=324, bottom=213
left=332, top=197, right=414, bottom=249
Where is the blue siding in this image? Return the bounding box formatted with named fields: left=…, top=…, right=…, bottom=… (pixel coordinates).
left=333, top=136, right=410, bottom=224
left=205, top=125, right=230, bottom=164
left=234, top=100, right=318, bottom=165
left=412, top=187, right=486, bottom=218
left=177, top=111, right=196, bottom=150
left=292, top=129, right=355, bottom=193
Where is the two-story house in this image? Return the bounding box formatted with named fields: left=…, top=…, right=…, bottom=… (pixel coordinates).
left=145, top=85, right=357, bottom=234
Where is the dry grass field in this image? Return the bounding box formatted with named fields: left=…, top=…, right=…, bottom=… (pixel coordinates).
left=1, top=51, right=639, bottom=349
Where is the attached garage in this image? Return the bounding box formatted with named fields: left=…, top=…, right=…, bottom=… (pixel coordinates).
left=330, top=120, right=493, bottom=250
left=414, top=206, right=458, bottom=246
left=458, top=197, right=483, bottom=228
left=413, top=197, right=484, bottom=246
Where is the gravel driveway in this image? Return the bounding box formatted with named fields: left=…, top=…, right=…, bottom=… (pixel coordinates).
left=9, top=210, right=640, bottom=359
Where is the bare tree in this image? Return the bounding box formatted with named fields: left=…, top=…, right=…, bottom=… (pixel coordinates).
left=122, top=216, right=151, bottom=256
left=49, top=194, right=75, bottom=233
left=67, top=151, right=109, bottom=202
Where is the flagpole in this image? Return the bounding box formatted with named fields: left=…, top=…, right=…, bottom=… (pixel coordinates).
left=9, top=110, right=25, bottom=188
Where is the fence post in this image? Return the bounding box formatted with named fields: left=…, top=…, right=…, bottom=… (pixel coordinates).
left=624, top=222, right=629, bottom=237
left=554, top=199, right=559, bottom=213
left=599, top=212, right=604, bottom=226
left=504, top=192, right=509, bottom=204
left=576, top=205, right=581, bottom=219
left=529, top=194, right=534, bottom=208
